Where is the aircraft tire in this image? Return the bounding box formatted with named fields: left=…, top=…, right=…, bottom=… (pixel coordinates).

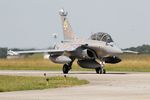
left=63, top=64, right=69, bottom=74
left=103, top=69, right=106, bottom=74
left=95, top=68, right=100, bottom=74
left=95, top=67, right=104, bottom=74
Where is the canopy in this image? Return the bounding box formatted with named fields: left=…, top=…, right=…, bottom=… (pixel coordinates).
left=90, top=32, right=113, bottom=43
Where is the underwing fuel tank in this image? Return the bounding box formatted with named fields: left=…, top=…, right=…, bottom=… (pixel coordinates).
left=77, top=59, right=101, bottom=69
left=50, top=55, right=71, bottom=64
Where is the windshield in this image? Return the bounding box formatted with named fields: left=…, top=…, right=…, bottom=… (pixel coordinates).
left=90, top=32, right=113, bottom=43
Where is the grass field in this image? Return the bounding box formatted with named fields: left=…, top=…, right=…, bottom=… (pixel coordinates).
left=0, top=75, right=88, bottom=92
left=106, top=54, right=150, bottom=72
left=0, top=54, right=150, bottom=72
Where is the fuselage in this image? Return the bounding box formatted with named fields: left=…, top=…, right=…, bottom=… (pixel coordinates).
left=54, top=38, right=123, bottom=60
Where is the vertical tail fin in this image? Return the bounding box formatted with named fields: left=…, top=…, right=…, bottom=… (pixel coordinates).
left=59, top=9, right=75, bottom=40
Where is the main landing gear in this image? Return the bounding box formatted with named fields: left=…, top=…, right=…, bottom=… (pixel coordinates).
left=63, top=64, right=71, bottom=74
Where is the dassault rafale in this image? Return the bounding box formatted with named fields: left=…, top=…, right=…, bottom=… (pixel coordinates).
left=8, top=9, right=137, bottom=74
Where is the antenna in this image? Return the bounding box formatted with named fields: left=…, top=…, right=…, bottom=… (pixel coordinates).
left=50, top=33, right=58, bottom=49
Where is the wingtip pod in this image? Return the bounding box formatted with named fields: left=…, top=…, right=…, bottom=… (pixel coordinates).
left=59, top=9, right=68, bottom=16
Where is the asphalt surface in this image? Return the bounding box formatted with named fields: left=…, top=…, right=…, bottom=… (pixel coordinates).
left=0, top=70, right=150, bottom=100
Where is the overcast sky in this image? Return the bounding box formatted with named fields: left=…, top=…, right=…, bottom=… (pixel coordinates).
left=0, top=0, right=150, bottom=49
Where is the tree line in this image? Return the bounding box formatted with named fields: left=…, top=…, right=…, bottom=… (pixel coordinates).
left=0, top=48, right=8, bottom=58
left=124, top=44, right=150, bottom=54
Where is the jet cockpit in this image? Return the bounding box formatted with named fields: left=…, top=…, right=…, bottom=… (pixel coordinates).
left=90, top=32, right=113, bottom=43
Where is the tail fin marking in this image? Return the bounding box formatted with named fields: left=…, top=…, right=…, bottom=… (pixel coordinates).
left=59, top=9, right=75, bottom=40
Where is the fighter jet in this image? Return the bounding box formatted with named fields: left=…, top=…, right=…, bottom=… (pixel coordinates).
left=8, top=9, right=137, bottom=74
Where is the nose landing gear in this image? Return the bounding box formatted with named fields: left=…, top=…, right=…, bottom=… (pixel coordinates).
left=95, top=61, right=106, bottom=74
left=95, top=67, right=106, bottom=74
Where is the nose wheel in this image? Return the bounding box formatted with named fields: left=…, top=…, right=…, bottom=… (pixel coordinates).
left=103, top=69, right=106, bottom=74
left=95, top=67, right=106, bottom=74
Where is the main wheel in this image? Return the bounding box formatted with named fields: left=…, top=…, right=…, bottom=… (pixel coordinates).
left=63, top=64, right=69, bottom=74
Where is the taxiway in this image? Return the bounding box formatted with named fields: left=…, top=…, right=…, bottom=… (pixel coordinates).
left=0, top=70, right=150, bottom=100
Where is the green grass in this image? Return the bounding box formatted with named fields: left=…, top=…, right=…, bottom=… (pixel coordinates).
left=0, top=54, right=89, bottom=71
left=1, top=54, right=150, bottom=72
left=0, top=75, right=88, bottom=92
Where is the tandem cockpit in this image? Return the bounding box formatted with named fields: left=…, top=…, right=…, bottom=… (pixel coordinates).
left=90, top=32, right=114, bottom=43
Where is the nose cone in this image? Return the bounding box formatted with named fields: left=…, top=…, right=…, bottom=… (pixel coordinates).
left=114, top=47, right=123, bottom=54
left=106, top=45, right=123, bottom=55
